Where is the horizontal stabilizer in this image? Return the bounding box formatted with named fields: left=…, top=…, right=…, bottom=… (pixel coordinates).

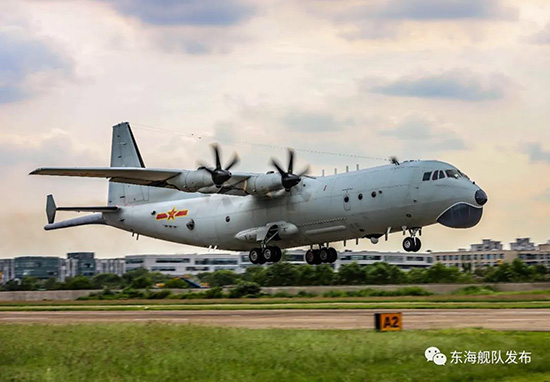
left=45, top=194, right=118, bottom=225
left=44, top=213, right=106, bottom=231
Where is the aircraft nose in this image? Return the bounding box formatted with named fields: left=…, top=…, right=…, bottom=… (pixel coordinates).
left=475, top=189, right=488, bottom=206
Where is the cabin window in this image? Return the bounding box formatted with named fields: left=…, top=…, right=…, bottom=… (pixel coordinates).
left=423, top=172, right=432, bottom=181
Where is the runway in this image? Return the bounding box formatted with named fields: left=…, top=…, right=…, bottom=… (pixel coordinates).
left=2, top=309, right=550, bottom=330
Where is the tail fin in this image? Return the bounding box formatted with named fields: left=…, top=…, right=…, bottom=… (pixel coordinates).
left=108, top=122, right=150, bottom=206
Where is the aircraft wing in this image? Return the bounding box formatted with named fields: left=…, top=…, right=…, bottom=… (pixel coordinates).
left=30, top=167, right=254, bottom=195
left=30, top=167, right=183, bottom=188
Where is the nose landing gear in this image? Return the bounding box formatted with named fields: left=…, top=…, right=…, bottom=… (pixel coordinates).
left=403, top=228, right=421, bottom=252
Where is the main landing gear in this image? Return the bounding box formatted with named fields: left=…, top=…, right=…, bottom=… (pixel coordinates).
left=249, top=246, right=282, bottom=264
left=305, top=246, right=337, bottom=265
left=402, top=228, right=421, bottom=252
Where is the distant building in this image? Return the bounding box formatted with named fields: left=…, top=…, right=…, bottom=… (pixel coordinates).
left=66, top=252, right=96, bottom=277
left=14, top=257, right=62, bottom=280
left=95, top=258, right=125, bottom=276
left=470, top=239, right=503, bottom=251
left=124, top=253, right=241, bottom=276
left=510, top=238, right=536, bottom=251
left=0, top=259, right=14, bottom=285
left=433, top=238, right=550, bottom=270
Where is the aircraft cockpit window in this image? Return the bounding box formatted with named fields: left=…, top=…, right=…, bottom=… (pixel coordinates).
left=445, top=169, right=460, bottom=179
left=432, top=171, right=438, bottom=180
left=423, top=171, right=432, bottom=181
left=458, top=170, right=470, bottom=179
left=438, top=170, right=445, bottom=179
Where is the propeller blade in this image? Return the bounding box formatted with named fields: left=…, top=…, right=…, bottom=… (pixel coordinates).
left=212, top=144, right=222, bottom=169
left=225, top=153, right=239, bottom=171
left=288, top=149, right=294, bottom=173
left=297, top=165, right=310, bottom=177
left=271, top=159, right=285, bottom=175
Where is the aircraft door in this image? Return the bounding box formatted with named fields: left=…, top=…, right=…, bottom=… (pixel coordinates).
left=343, top=192, right=351, bottom=211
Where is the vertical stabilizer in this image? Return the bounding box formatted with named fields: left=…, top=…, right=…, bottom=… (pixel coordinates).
left=108, top=122, right=149, bottom=205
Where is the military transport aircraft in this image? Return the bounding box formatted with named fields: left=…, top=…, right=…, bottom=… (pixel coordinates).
left=30, top=122, right=488, bottom=265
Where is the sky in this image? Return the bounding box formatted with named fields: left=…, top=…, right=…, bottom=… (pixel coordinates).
left=1, top=0, right=549, bottom=258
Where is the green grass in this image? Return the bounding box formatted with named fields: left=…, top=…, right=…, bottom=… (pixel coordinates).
left=0, top=324, right=549, bottom=382
left=3, top=300, right=550, bottom=311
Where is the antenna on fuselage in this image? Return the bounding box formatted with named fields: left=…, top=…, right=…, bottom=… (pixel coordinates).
left=390, top=156, right=400, bottom=165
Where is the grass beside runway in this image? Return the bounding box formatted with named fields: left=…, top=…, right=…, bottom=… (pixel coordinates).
left=4, top=300, right=550, bottom=311
left=0, top=324, right=549, bottom=382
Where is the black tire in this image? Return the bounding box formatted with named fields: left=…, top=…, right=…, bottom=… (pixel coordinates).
left=312, top=249, right=321, bottom=265
left=263, top=247, right=275, bottom=262
left=305, top=249, right=316, bottom=265
left=402, top=237, right=415, bottom=252
left=327, top=247, right=338, bottom=263
left=319, top=247, right=330, bottom=263
left=272, top=247, right=282, bottom=263
left=413, top=238, right=422, bottom=252
left=249, top=248, right=261, bottom=264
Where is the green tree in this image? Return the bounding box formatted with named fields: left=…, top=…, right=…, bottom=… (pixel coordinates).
left=406, top=268, right=427, bottom=283
left=424, top=263, right=462, bottom=283
left=336, top=262, right=366, bottom=285
left=484, top=263, right=514, bottom=282
left=314, top=264, right=335, bottom=285
left=242, top=266, right=267, bottom=285
left=64, top=276, right=94, bottom=290
left=164, top=278, right=188, bottom=288
left=92, top=273, right=122, bottom=289
left=263, top=262, right=299, bottom=286
left=365, top=262, right=406, bottom=284
left=130, top=275, right=153, bottom=289
left=43, top=277, right=62, bottom=290
left=511, top=259, right=533, bottom=281
left=228, top=281, right=261, bottom=298
left=206, top=270, right=241, bottom=287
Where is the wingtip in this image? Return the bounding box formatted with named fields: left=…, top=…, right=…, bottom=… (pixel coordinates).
left=29, top=168, right=40, bottom=175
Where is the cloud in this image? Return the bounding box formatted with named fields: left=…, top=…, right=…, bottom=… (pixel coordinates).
left=282, top=110, right=345, bottom=132
left=379, top=114, right=466, bottom=151
left=0, top=34, right=69, bottom=104
left=0, top=130, right=102, bottom=169
left=368, top=0, right=517, bottom=21
left=524, top=143, right=550, bottom=164
left=318, top=0, right=517, bottom=40
left=101, top=0, right=256, bottom=26
left=534, top=189, right=550, bottom=203
left=528, top=23, right=550, bottom=45
left=367, top=70, right=509, bottom=101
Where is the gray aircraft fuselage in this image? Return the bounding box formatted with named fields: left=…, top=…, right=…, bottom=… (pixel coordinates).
left=105, top=160, right=485, bottom=251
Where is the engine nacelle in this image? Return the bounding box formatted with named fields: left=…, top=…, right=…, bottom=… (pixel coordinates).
left=167, top=170, right=214, bottom=192
left=245, top=172, right=284, bottom=195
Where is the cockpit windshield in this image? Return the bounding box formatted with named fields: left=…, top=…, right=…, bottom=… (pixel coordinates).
left=423, top=168, right=469, bottom=181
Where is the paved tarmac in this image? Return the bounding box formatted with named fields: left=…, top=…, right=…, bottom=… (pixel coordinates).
left=1, top=309, right=550, bottom=330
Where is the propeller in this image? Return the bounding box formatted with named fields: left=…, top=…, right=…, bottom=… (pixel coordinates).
left=390, top=156, right=400, bottom=165
left=271, top=149, right=310, bottom=191
left=199, top=144, right=239, bottom=187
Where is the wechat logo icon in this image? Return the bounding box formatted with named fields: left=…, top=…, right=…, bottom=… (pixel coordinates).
left=425, top=346, right=447, bottom=366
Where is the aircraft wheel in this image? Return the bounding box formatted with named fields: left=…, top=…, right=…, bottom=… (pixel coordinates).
left=319, top=247, right=330, bottom=263
left=402, top=237, right=415, bottom=252
left=249, top=248, right=262, bottom=264
left=263, top=247, right=277, bottom=262
left=305, top=249, right=316, bottom=265
left=413, top=238, right=422, bottom=252
left=272, top=247, right=282, bottom=262
left=327, top=247, right=338, bottom=263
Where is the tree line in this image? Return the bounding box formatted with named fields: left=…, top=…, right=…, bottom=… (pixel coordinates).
left=1, top=259, right=548, bottom=291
